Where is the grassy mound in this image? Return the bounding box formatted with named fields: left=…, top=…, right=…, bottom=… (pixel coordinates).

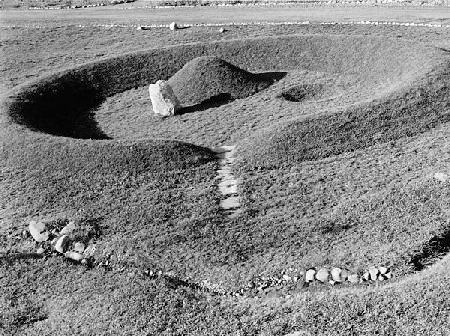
left=168, top=56, right=274, bottom=108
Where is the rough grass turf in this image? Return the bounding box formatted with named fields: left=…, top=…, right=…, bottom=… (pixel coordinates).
left=2, top=22, right=450, bottom=335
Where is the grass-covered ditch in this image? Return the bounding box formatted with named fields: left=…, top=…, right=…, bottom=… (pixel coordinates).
left=2, top=31, right=450, bottom=335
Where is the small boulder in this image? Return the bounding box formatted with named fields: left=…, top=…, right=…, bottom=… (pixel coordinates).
left=36, top=247, right=45, bottom=254
left=219, top=27, right=226, bottom=33
left=29, top=220, right=49, bottom=242
left=305, top=269, right=316, bottom=283
left=315, top=268, right=329, bottom=283
left=55, top=235, right=70, bottom=254
left=148, top=80, right=181, bottom=117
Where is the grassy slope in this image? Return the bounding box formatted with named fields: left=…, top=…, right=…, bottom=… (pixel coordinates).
left=2, top=21, right=450, bottom=335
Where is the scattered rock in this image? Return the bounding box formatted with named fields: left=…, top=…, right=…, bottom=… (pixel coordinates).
left=55, top=235, right=70, bottom=253
left=29, top=220, right=49, bottom=242
left=148, top=80, right=181, bottom=117
left=282, top=274, right=291, bottom=281
left=315, top=268, right=329, bottom=283
left=305, top=269, right=316, bottom=283
left=65, top=251, right=84, bottom=261
left=384, top=271, right=392, bottom=279
left=347, top=274, right=359, bottom=283
left=36, top=247, right=45, bottom=254
left=74, top=242, right=85, bottom=253
left=169, top=22, right=178, bottom=30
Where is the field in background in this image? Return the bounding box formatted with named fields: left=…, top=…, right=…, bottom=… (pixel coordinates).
left=1, top=0, right=449, bottom=10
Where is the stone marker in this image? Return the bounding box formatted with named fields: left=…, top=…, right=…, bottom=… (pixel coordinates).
left=149, top=80, right=180, bottom=117
left=29, top=220, right=49, bottom=242
left=315, top=268, right=329, bottom=283
left=219, top=27, right=226, bottom=33
left=305, top=269, right=316, bottom=283
left=169, top=22, right=178, bottom=30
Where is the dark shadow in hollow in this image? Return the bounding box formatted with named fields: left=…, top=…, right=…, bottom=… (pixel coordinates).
left=253, top=71, right=287, bottom=83
left=409, top=227, right=450, bottom=271
left=7, top=77, right=111, bottom=140
left=177, top=93, right=232, bottom=115
left=176, top=71, right=287, bottom=115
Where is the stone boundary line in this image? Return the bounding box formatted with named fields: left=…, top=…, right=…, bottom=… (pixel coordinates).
left=1, top=20, right=449, bottom=29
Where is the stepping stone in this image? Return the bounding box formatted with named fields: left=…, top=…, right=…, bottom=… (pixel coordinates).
left=217, top=168, right=233, bottom=175
left=220, top=197, right=240, bottom=210
left=434, top=173, right=448, bottom=182
left=219, top=184, right=238, bottom=195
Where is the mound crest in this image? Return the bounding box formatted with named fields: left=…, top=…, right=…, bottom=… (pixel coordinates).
left=168, top=56, right=273, bottom=107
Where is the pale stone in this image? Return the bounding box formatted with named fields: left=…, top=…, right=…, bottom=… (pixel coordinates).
left=169, top=22, right=178, bottom=30
left=378, top=274, right=385, bottom=281
left=362, top=272, right=370, bottom=281
left=368, top=266, right=379, bottom=281
left=55, top=235, right=70, bottom=253
left=331, top=267, right=343, bottom=282
left=219, top=27, right=226, bottom=33
left=65, top=251, right=84, bottom=261
left=220, top=184, right=238, bottom=195
left=347, top=274, right=359, bottom=283
left=315, top=268, right=329, bottom=283
left=36, top=247, right=45, bottom=254
left=384, top=271, right=392, bottom=279
left=379, top=266, right=389, bottom=275
left=29, top=220, right=49, bottom=242
left=148, top=80, right=180, bottom=117
left=220, top=196, right=240, bottom=210
left=434, top=173, right=448, bottom=182
left=282, top=274, right=291, bottom=281
left=305, top=269, right=316, bottom=283
left=83, top=245, right=96, bottom=258
left=60, top=221, right=76, bottom=235
left=74, top=242, right=85, bottom=253
left=340, top=269, right=349, bottom=281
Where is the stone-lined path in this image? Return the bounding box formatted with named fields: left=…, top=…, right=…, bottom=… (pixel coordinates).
left=212, top=145, right=242, bottom=218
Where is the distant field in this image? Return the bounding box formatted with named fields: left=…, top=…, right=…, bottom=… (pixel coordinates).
left=2, top=6, right=450, bottom=336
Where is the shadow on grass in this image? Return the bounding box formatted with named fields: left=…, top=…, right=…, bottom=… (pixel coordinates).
left=409, top=227, right=450, bottom=271
left=7, top=79, right=111, bottom=140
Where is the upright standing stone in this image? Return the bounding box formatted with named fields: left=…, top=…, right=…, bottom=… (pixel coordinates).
left=148, top=80, right=180, bottom=117
left=169, top=22, right=178, bottom=31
